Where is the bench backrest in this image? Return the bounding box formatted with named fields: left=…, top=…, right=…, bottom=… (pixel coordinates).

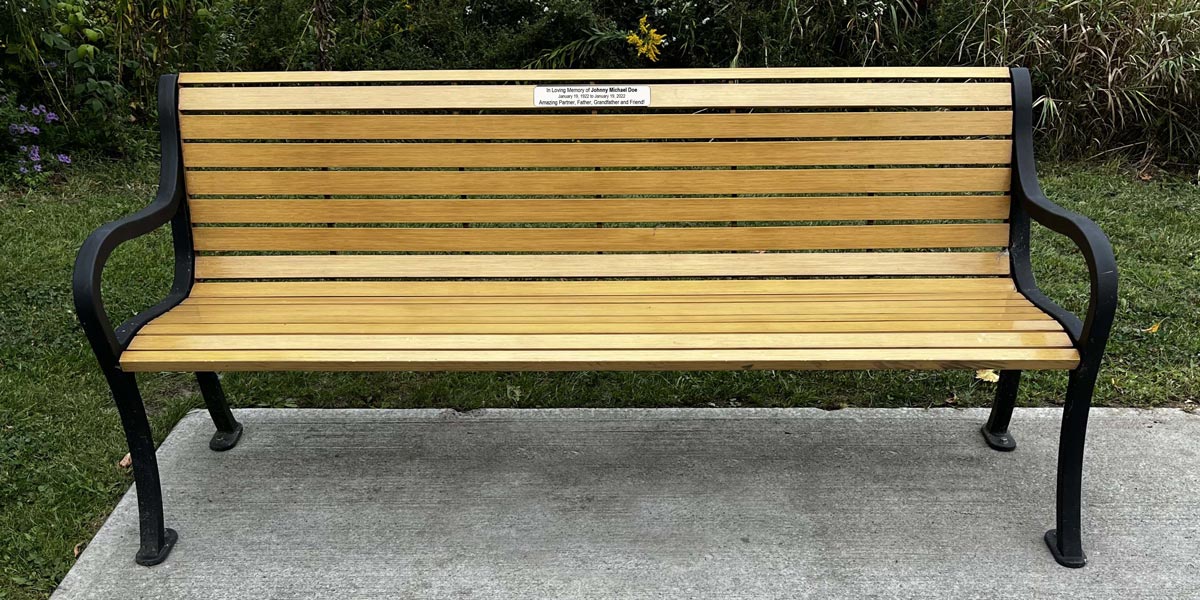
left=175, top=68, right=1015, bottom=283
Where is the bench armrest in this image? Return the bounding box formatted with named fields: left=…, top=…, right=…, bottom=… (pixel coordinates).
left=1009, top=68, right=1118, bottom=367
left=72, top=74, right=192, bottom=368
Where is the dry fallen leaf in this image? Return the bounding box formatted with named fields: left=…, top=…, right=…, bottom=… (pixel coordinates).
left=117, top=453, right=132, bottom=469
left=975, top=369, right=1000, bottom=383
left=73, top=542, right=86, bottom=558
left=1143, top=322, right=1161, bottom=333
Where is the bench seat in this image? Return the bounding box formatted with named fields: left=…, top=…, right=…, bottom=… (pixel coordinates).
left=121, top=278, right=1077, bottom=372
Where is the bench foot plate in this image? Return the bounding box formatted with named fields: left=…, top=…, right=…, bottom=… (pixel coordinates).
left=135, top=528, right=177, bottom=567
left=980, top=425, right=1017, bottom=451
left=1044, top=529, right=1086, bottom=568
left=209, top=423, right=244, bottom=452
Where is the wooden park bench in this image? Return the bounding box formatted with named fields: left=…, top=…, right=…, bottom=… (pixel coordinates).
left=74, top=67, right=1116, bottom=568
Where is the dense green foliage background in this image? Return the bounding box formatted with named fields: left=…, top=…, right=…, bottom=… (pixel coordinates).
left=3, top=0, right=1200, bottom=173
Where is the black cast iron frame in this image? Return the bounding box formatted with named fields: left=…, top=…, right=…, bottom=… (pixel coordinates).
left=72, top=75, right=242, bottom=566
left=979, top=67, right=1118, bottom=567
left=73, top=68, right=1117, bottom=568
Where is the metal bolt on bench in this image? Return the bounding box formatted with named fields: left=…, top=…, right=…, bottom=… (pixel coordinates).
left=73, top=67, right=1116, bottom=568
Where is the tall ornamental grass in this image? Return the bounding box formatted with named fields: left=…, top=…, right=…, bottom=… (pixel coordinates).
left=931, top=0, right=1200, bottom=168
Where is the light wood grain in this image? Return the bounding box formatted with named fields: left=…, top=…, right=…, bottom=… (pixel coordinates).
left=182, top=292, right=1024, bottom=305
left=128, top=331, right=1071, bottom=351
left=188, top=196, right=1012, bottom=224
left=185, top=168, right=1011, bottom=196
left=160, top=298, right=1039, bottom=318
left=194, top=252, right=1011, bottom=279
left=191, top=224, right=1009, bottom=252
left=178, top=67, right=1012, bottom=84
left=179, top=112, right=1014, bottom=140
left=138, top=319, right=1062, bottom=335
left=179, top=83, right=1013, bottom=111
left=119, top=347, right=1080, bottom=372
left=182, top=140, right=1012, bottom=168
left=186, top=278, right=1018, bottom=298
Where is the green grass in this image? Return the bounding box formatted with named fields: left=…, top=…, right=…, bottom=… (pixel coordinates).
left=1, top=160, right=1197, bottom=599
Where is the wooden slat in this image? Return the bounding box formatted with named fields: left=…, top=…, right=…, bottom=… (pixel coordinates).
left=164, top=296, right=1036, bottom=312
left=119, top=347, right=1080, bottom=372
left=179, top=67, right=1012, bottom=84
left=152, top=306, right=1048, bottom=326
left=179, top=112, right=1014, bottom=140
left=185, top=168, right=1011, bottom=196
left=187, top=278, right=1018, bottom=298
left=182, top=292, right=1024, bottom=305
left=182, top=140, right=1012, bottom=168
left=178, top=83, right=1013, bottom=111
left=128, top=332, right=1071, bottom=351
left=194, top=252, right=1011, bottom=279
left=158, top=313, right=1048, bottom=326
left=188, top=196, right=1012, bottom=224
left=191, top=224, right=1009, bottom=252
left=138, top=320, right=1063, bottom=335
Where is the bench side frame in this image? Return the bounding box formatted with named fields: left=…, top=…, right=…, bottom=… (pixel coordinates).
left=71, top=74, right=193, bottom=565
left=1006, top=66, right=1119, bottom=568
left=1006, top=67, right=1118, bottom=364
left=73, top=74, right=194, bottom=366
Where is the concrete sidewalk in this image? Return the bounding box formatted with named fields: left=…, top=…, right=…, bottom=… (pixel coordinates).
left=54, top=408, right=1199, bottom=599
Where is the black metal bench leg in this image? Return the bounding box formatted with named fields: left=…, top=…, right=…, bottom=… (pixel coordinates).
left=1045, top=367, right=1096, bottom=568
left=105, top=369, right=178, bottom=566
left=197, top=372, right=243, bottom=451
left=981, top=369, right=1020, bottom=451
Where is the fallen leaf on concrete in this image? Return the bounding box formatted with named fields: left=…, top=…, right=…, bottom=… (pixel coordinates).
left=975, top=369, right=1000, bottom=383
left=117, top=453, right=132, bottom=469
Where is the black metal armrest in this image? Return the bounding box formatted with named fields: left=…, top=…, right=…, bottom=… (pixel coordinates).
left=1008, top=68, right=1118, bottom=367
left=1010, top=187, right=1118, bottom=357
left=72, top=74, right=193, bottom=368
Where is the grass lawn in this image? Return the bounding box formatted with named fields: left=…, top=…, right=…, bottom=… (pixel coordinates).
left=1, top=159, right=1197, bottom=598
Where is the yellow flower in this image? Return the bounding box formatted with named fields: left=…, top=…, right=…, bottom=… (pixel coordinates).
left=626, top=15, right=664, bottom=62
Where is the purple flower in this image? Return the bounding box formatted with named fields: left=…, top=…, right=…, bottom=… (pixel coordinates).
left=44, top=112, right=58, bottom=123
left=19, top=145, right=27, bottom=152
left=6, top=123, right=39, bottom=135
left=18, top=104, right=26, bottom=112
left=57, top=154, right=71, bottom=164
left=18, top=166, right=27, bottom=174
left=31, top=106, right=41, bottom=116
left=29, top=146, right=40, bottom=161
left=33, top=163, right=43, bottom=173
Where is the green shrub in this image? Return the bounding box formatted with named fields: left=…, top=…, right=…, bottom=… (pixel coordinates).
left=1, top=0, right=1197, bottom=169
